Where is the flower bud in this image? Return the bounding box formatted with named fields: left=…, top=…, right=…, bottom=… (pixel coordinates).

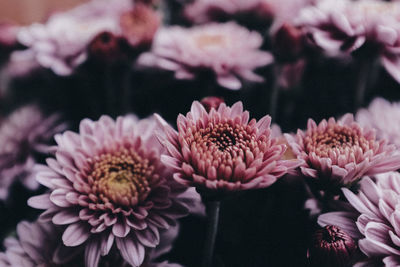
left=308, top=225, right=357, bottom=267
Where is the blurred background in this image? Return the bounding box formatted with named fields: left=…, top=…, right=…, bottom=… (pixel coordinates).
left=0, top=0, right=87, bottom=24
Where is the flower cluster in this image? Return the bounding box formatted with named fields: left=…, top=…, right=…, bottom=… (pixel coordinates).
left=3, top=0, right=400, bottom=266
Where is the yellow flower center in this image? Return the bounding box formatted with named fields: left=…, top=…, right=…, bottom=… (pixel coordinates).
left=88, top=148, right=158, bottom=207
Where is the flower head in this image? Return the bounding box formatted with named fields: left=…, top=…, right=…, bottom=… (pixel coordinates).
left=295, top=0, right=400, bottom=54
left=0, top=220, right=82, bottom=266
left=285, top=114, right=400, bottom=186
left=308, top=225, right=357, bottom=267
left=16, top=0, right=132, bottom=75
left=0, top=105, right=66, bottom=200
left=0, top=220, right=183, bottom=267
left=138, top=22, right=273, bottom=90
left=295, top=0, right=400, bottom=82
left=356, top=97, right=400, bottom=148
left=319, top=172, right=400, bottom=266
left=120, top=3, right=161, bottom=49
left=156, top=101, right=301, bottom=193
left=28, top=115, right=197, bottom=267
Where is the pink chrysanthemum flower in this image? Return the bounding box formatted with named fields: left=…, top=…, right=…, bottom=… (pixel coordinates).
left=0, top=105, right=66, bottom=200
left=156, top=101, right=301, bottom=192
left=28, top=115, right=198, bottom=267
left=318, top=172, right=400, bottom=266
left=285, top=114, right=400, bottom=186
left=295, top=0, right=400, bottom=82
left=0, top=220, right=183, bottom=267
left=15, top=0, right=132, bottom=75
left=138, top=22, right=273, bottom=90
left=356, top=97, right=400, bottom=148
left=0, top=220, right=82, bottom=266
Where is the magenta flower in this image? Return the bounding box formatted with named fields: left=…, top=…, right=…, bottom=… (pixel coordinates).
left=120, top=3, right=161, bottom=49
left=16, top=0, right=132, bottom=75
left=28, top=115, right=198, bottom=267
left=0, top=22, right=18, bottom=49
left=0, top=220, right=81, bottom=266
left=0, top=105, right=66, bottom=200
left=156, top=101, right=301, bottom=192
left=138, top=22, right=273, bottom=90
left=319, top=172, right=400, bottom=266
left=357, top=97, right=400, bottom=148
left=308, top=225, right=357, bottom=267
left=0, top=220, right=183, bottom=267
left=295, top=0, right=400, bottom=82
left=285, top=114, right=400, bottom=186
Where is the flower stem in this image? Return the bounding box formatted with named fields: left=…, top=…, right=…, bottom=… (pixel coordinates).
left=202, top=201, right=220, bottom=267
left=354, top=60, right=370, bottom=111
left=269, top=65, right=281, bottom=122
left=353, top=57, right=378, bottom=112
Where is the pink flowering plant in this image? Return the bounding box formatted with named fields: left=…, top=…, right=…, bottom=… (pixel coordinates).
left=3, top=0, right=400, bottom=266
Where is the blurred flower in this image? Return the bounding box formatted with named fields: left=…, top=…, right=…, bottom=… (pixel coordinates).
left=0, top=22, right=18, bottom=49
left=308, top=225, right=357, bottom=267
left=0, top=105, right=66, bottom=200
left=4, top=50, right=40, bottom=78
left=200, top=96, right=225, bottom=112
left=0, top=220, right=82, bottom=266
left=184, top=0, right=310, bottom=30
left=15, top=0, right=132, bottom=75
left=28, top=115, right=198, bottom=267
left=285, top=114, right=400, bottom=186
left=319, top=172, right=400, bottom=266
left=138, top=22, right=273, bottom=90
left=88, top=31, right=125, bottom=63
left=356, top=97, right=400, bottom=148
left=295, top=0, right=400, bottom=82
left=120, top=4, right=161, bottom=49
left=0, top=220, right=183, bottom=267
left=156, top=101, right=301, bottom=193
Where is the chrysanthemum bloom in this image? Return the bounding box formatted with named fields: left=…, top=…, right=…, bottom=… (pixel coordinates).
left=0, top=105, right=66, bottom=200
left=156, top=101, right=301, bottom=192
left=138, top=22, right=273, bottom=90
left=308, top=225, right=357, bottom=267
left=120, top=3, right=161, bottom=49
left=28, top=115, right=198, bottom=267
left=285, top=114, right=400, bottom=186
left=356, top=98, right=400, bottom=148
left=295, top=0, right=400, bottom=82
left=0, top=220, right=183, bottom=267
left=318, top=172, right=400, bottom=266
left=0, top=220, right=82, bottom=266
left=15, top=0, right=132, bottom=75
